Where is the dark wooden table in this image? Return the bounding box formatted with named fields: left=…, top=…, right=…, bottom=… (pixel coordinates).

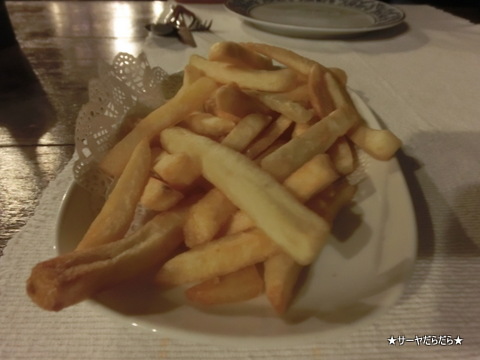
left=0, top=0, right=478, bottom=258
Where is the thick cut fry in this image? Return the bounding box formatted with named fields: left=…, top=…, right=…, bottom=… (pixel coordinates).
left=264, top=253, right=302, bottom=314
left=140, top=177, right=184, bottom=211
left=225, top=153, right=339, bottom=235
left=279, top=83, right=309, bottom=102
left=283, top=154, right=339, bottom=202
left=308, top=63, right=335, bottom=119
left=260, top=105, right=359, bottom=182
left=246, top=90, right=314, bottom=124
left=328, top=136, right=355, bottom=175
left=153, top=152, right=201, bottom=189
left=184, top=188, right=238, bottom=248
left=245, top=115, right=292, bottom=159
left=208, top=41, right=274, bottom=70
left=221, top=113, right=271, bottom=152
left=205, top=83, right=270, bottom=123
left=189, top=54, right=297, bottom=92
left=27, top=210, right=186, bottom=311
left=155, top=229, right=279, bottom=286
left=182, top=64, right=204, bottom=86
left=76, top=139, right=151, bottom=251
left=348, top=125, right=402, bottom=161
left=185, top=265, right=264, bottom=306
left=99, top=76, right=218, bottom=177
left=183, top=112, right=236, bottom=138
left=160, top=127, right=331, bottom=265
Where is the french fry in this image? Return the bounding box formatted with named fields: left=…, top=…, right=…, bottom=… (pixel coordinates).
left=184, top=188, right=238, bottom=248
left=182, top=112, right=236, bottom=138
left=308, top=63, right=335, bottom=119
left=328, top=136, right=356, bottom=175
left=189, top=54, right=297, bottom=92
left=99, top=76, right=218, bottom=177
left=182, top=64, right=204, bottom=86
left=140, top=177, right=184, bottom=212
left=260, top=105, right=359, bottom=182
left=246, top=90, right=315, bottom=124
left=245, top=115, right=292, bottom=159
left=155, top=229, right=279, bottom=286
left=279, top=83, right=309, bottom=102
left=185, top=265, right=264, bottom=306
left=205, top=83, right=270, bottom=123
left=76, top=139, right=151, bottom=251
left=264, top=252, right=302, bottom=315
left=153, top=152, right=201, bottom=190
left=160, top=127, right=330, bottom=265
left=27, top=210, right=186, bottom=311
left=283, top=154, right=339, bottom=202
left=348, top=125, right=402, bottom=161
left=221, top=113, right=271, bottom=152
left=208, top=41, right=274, bottom=70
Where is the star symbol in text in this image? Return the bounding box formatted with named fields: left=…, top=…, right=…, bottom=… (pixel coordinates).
left=387, top=336, right=396, bottom=345
left=454, top=336, right=463, bottom=345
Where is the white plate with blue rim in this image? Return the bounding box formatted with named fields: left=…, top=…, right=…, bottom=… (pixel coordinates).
left=224, top=0, right=405, bottom=38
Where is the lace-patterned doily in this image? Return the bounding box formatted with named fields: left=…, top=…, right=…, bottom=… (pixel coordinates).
left=73, top=52, right=181, bottom=197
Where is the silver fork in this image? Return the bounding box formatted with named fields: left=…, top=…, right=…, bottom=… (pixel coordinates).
left=188, top=17, right=213, bottom=32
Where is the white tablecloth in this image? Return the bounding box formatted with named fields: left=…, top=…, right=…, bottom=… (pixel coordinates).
left=2, top=4, right=480, bottom=359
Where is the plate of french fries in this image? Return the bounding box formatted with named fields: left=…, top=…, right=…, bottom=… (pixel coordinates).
left=26, top=42, right=416, bottom=347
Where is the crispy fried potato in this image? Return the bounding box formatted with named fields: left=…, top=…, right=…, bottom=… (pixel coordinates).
left=189, top=54, right=297, bottom=92
left=221, top=113, right=271, bottom=152
left=260, top=106, right=359, bottom=181
left=348, top=125, right=402, bottom=161
left=155, top=229, right=279, bottom=286
left=153, top=152, right=201, bottom=190
left=205, top=83, right=270, bottom=123
left=183, top=112, right=236, bottom=138
left=246, top=90, right=315, bottom=124
left=99, top=76, right=218, bottom=177
left=245, top=115, right=292, bottom=159
left=208, top=41, right=274, bottom=70
left=328, top=136, right=355, bottom=175
left=184, top=188, right=238, bottom=248
left=27, top=210, right=186, bottom=311
left=185, top=265, right=264, bottom=306
left=308, top=63, right=335, bottom=119
left=160, top=127, right=330, bottom=265
left=76, top=139, right=151, bottom=251
left=264, top=252, right=302, bottom=315
left=140, top=177, right=184, bottom=212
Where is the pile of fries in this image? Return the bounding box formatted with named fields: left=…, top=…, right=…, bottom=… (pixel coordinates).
left=26, top=42, right=401, bottom=315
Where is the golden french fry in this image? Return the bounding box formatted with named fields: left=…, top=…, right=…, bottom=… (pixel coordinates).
left=140, top=177, right=184, bottom=212
left=308, top=63, right=335, bottom=119
left=185, top=265, right=264, bottom=306
left=283, top=154, right=339, bottom=202
left=153, top=152, right=201, bottom=190
left=208, top=41, right=274, bottom=70
left=76, top=139, right=151, bottom=251
left=182, top=64, right=204, bottom=86
left=189, top=54, right=297, bottom=92
left=328, top=136, right=356, bottom=175
left=160, top=127, right=330, bottom=265
left=348, top=125, right=402, bottom=161
left=279, top=83, right=309, bottom=102
left=264, top=252, right=302, bottom=315
left=155, top=229, right=279, bottom=286
left=184, top=188, right=238, bottom=248
left=260, top=105, right=359, bottom=182
left=245, top=115, right=292, bottom=159
left=221, top=113, right=271, bottom=152
left=182, top=112, right=236, bottom=138
left=245, top=90, right=314, bottom=124
left=205, top=83, right=271, bottom=123
left=99, top=76, right=218, bottom=177
left=27, top=210, right=186, bottom=311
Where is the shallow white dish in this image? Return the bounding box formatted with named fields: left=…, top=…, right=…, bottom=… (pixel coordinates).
left=225, top=0, right=405, bottom=38
left=56, top=91, right=416, bottom=348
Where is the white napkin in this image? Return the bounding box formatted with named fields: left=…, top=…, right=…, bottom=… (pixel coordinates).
left=2, top=4, right=480, bottom=359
